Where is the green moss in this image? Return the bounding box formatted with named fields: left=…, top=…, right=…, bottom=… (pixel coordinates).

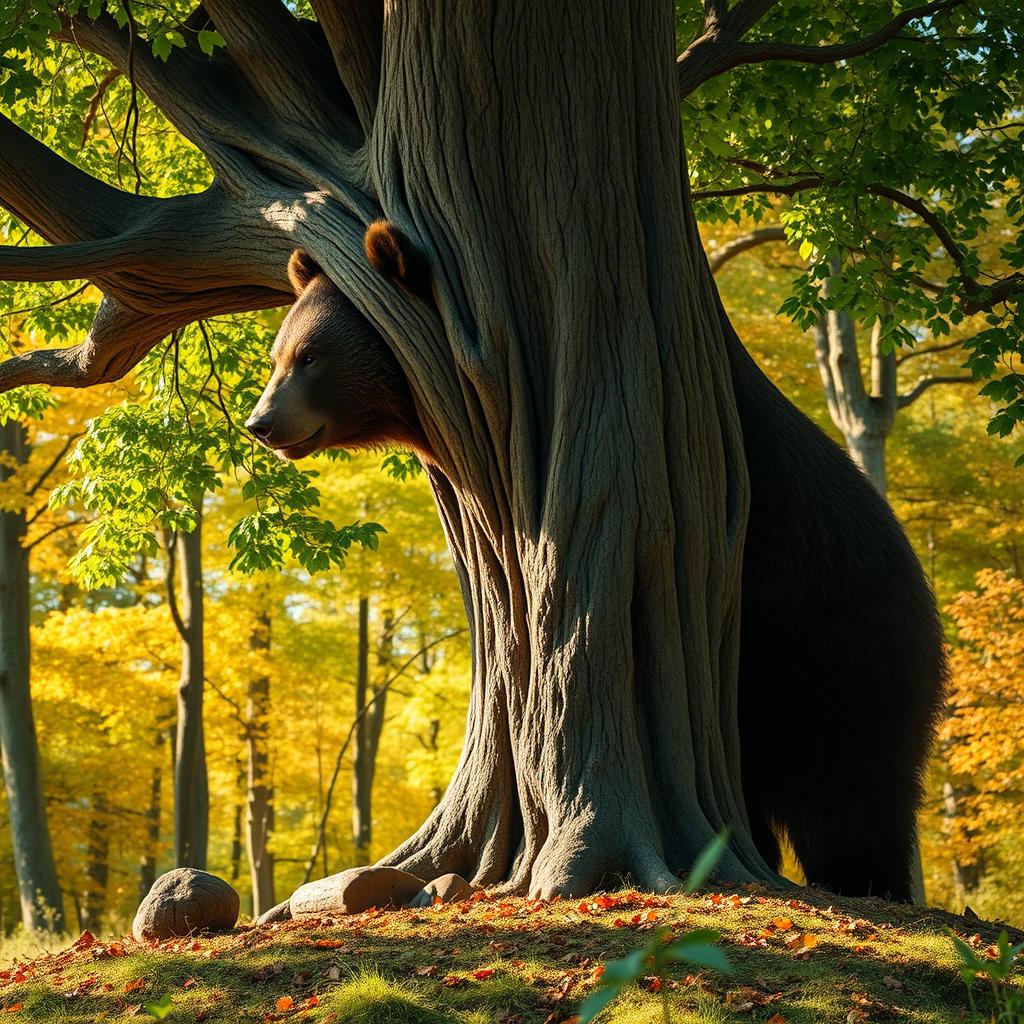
left=323, top=970, right=450, bottom=1024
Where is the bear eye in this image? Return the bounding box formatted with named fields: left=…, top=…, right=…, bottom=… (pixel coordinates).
left=300, top=352, right=316, bottom=367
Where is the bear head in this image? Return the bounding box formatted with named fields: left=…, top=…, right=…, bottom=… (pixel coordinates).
left=246, top=235, right=428, bottom=460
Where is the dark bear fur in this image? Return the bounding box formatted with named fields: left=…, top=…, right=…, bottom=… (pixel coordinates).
left=249, top=228, right=947, bottom=901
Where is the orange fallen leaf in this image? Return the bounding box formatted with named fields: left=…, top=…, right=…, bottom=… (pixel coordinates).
left=772, top=918, right=793, bottom=931
left=124, top=977, right=147, bottom=993
left=182, top=978, right=198, bottom=989
left=471, top=969, right=495, bottom=980
left=275, top=995, right=295, bottom=1011
left=314, top=939, right=344, bottom=949
left=4, top=1005, right=23, bottom=1014
left=767, top=1015, right=787, bottom=1024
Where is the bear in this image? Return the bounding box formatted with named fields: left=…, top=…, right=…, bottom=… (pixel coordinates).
left=246, top=222, right=946, bottom=902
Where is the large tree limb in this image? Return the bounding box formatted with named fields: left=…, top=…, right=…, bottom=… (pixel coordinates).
left=309, top=0, right=384, bottom=137
left=677, top=0, right=967, bottom=96
left=0, top=113, right=156, bottom=244
left=200, top=0, right=355, bottom=138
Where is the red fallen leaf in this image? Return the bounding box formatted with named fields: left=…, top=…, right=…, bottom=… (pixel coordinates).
left=612, top=918, right=629, bottom=928
left=314, top=939, right=345, bottom=949
left=305, top=995, right=320, bottom=1007
left=196, top=1011, right=210, bottom=1022
left=124, top=978, right=146, bottom=993
left=589, top=966, right=604, bottom=983
left=275, top=995, right=295, bottom=1010
left=73, top=930, right=96, bottom=951
left=102, top=982, right=113, bottom=992
left=191, top=941, right=202, bottom=951
left=643, top=976, right=662, bottom=992
left=471, top=969, right=495, bottom=980
left=183, top=978, right=198, bottom=989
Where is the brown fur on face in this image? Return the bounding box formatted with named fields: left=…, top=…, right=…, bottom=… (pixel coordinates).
left=246, top=245, right=430, bottom=460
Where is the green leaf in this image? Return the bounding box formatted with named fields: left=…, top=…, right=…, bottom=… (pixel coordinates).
left=685, top=830, right=728, bottom=893
left=198, top=29, right=226, bottom=56
left=144, top=994, right=173, bottom=1020
left=577, top=984, right=622, bottom=1024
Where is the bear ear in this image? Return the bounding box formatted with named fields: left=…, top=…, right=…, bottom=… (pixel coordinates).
left=287, top=249, right=322, bottom=296
left=364, top=221, right=431, bottom=298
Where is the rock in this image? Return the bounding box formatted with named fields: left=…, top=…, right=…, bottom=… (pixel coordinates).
left=409, top=873, right=475, bottom=908
left=256, top=899, right=293, bottom=926
left=290, top=866, right=426, bottom=917
left=133, top=869, right=239, bottom=942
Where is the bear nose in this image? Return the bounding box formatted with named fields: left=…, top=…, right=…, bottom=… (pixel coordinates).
left=246, top=414, right=273, bottom=441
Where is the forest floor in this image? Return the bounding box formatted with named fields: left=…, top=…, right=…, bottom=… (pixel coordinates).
left=0, top=883, right=1020, bottom=1024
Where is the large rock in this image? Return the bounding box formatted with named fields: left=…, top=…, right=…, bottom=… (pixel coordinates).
left=290, top=866, right=426, bottom=917
left=133, top=869, right=239, bottom=941
left=256, top=899, right=293, bottom=926
left=409, top=873, right=474, bottom=908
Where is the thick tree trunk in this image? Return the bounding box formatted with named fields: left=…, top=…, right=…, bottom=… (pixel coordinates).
left=0, top=420, right=65, bottom=933
left=371, top=3, right=762, bottom=896
left=246, top=608, right=275, bottom=916
left=167, top=517, right=208, bottom=869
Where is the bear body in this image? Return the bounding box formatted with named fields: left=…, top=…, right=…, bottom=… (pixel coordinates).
left=248, top=233, right=946, bottom=901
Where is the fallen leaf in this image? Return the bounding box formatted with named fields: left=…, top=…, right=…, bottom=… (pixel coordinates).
left=182, top=978, right=198, bottom=989
left=314, top=939, right=344, bottom=949
left=471, top=969, right=495, bottom=980
left=772, top=918, right=794, bottom=931
left=275, top=995, right=295, bottom=1011
left=3, top=1004, right=23, bottom=1014
left=124, top=977, right=146, bottom=993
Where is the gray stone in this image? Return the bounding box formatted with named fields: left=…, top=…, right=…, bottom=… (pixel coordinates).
left=255, top=899, right=293, bottom=926
left=132, top=869, right=239, bottom=941
left=409, top=873, right=475, bottom=908
left=290, top=866, right=426, bottom=917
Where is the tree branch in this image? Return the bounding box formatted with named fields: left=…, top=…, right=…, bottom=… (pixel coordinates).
left=708, top=225, right=787, bottom=273
left=897, top=374, right=975, bottom=409
left=677, top=0, right=968, bottom=96
left=0, top=113, right=155, bottom=244
left=895, top=338, right=963, bottom=365
left=309, top=1, right=383, bottom=137
left=24, top=517, right=82, bottom=551
left=25, top=433, right=84, bottom=498
left=200, top=0, right=355, bottom=139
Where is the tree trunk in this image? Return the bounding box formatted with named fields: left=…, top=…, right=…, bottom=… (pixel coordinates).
left=80, top=791, right=109, bottom=932
left=246, top=607, right=275, bottom=916
left=0, top=419, right=65, bottom=933
left=351, top=603, right=393, bottom=866
left=351, top=597, right=372, bottom=865
left=372, top=4, right=761, bottom=896
left=139, top=730, right=163, bottom=901
left=943, top=780, right=985, bottom=905
left=167, top=516, right=208, bottom=869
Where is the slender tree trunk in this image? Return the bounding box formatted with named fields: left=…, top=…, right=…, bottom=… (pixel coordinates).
left=80, top=791, right=109, bottom=932
left=351, top=597, right=372, bottom=865
left=0, top=419, right=65, bottom=933
left=167, top=515, right=208, bottom=869
left=246, top=606, right=275, bottom=916
left=230, top=758, right=244, bottom=883
left=139, top=729, right=163, bottom=900
left=942, top=780, right=985, bottom=905
left=372, top=4, right=760, bottom=896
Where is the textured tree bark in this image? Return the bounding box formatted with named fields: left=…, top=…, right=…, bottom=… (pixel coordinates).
left=366, top=3, right=764, bottom=897
left=246, top=608, right=276, bottom=916
left=0, top=420, right=65, bottom=933
left=166, top=518, right=209, bottom=870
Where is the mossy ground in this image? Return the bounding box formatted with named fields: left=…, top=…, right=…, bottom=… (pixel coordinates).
left=1, top=885, right=1019, bottom=1023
